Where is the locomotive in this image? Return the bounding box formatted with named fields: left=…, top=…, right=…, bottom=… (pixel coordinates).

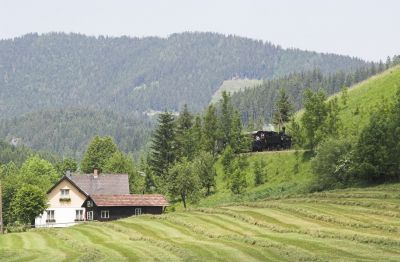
left=250, top=128, right=292, bottom=152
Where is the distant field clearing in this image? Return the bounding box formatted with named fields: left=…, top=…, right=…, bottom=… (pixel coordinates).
left=210, top=78, right=262, bottom=104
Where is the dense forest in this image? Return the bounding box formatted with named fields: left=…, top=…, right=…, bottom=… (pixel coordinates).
left=0, top=32, right=369, bottom=117
left=230, top=64, right=387, bottom=125
left=0, top=109, right=154, bottom=158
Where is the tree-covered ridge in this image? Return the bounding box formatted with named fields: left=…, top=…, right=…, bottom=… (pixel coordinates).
left=0, top=109, right=154, bottom=158
left=0, top=32, right=368, bottom=117
left=230, top=64, right=386, bottom=125
left=0, top=140, right=59, bottom=167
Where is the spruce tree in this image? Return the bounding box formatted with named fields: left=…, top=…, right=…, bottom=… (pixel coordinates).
left=175, top=105, right=194, bottom=160
left=191, top=116, right=203, bottom=155
left=219, top=91, right=234, bottom=149
left=202, top=104, right=219, bottom=156
left=254, top=160, right=266, bottom=185
left=149, top=111, right=176, bottom=178
left=230, top=110, right=243, bottom=153
left=272, top=88, right=294, bottom=131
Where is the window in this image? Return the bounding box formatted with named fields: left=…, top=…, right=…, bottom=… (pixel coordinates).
left=75, top=210, right=84, bottom=221
left=87, top=201, right=93, bottom=207
left=87, top=211, right=93, bottom=221
left=101, top=210, right=110, bottom=219
left=46, top=210, right=55, bottom=223
left=135, top=208, right=142, bottom=216
left=60, top=189, right=69, bottom=197
left=60, top=189, right=70, bottom=202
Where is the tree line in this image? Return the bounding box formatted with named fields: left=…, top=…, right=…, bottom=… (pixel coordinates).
left=148, top=92, right=254, bottom=208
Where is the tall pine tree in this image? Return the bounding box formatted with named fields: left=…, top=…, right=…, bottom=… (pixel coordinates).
left=149, top=112, right=176, bottom=178
left=272, top=88, right=293, bottom=131
left=202, top=104, right=219, bottom=156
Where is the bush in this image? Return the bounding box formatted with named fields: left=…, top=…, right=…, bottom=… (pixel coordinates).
left=5, top=221, right=30, bottom=233
left=311, top=137, right=354, bottom=190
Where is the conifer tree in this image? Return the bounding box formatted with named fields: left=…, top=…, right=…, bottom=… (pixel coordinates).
left=230, top=111, right=243, bottom=153
left=191, top=116, right=203, bottom=155
left=175, top=105, right=194, bottom=160
left=202, top=104, right=219, bottom=156
left=254, top=160, right=267, bottom=185
left=219, top=91, right=234, bottom=149
left=272, top=89, right=293, bottom=131
left=149, top=112, right=176, bottom=178
left=230, top=169, right=247, bottom=194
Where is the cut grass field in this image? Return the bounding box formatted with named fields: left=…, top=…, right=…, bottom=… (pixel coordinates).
left=1, top=183, right=400, bottom=261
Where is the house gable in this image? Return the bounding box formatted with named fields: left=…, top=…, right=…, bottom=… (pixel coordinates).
left=47, top=179, right=87, bottom=208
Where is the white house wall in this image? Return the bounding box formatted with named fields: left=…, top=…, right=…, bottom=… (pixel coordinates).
left=35, top=178, right=87, bottom=228
left=35, top=207, right=85, bottom=228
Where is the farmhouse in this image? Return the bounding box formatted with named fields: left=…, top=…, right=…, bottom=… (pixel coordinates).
left=82, top=194, right=168, bottom=221
left=35, top=170, right=168, bottom=227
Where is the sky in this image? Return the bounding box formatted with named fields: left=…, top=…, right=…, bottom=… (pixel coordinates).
left=1, top=0, right=399, bottom=61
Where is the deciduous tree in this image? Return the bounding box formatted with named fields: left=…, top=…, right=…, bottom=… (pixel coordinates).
left=80, top=136, right=118, bottom=173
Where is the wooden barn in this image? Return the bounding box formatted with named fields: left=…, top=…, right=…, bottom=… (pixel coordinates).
left=82, top=194, right=169, bottom=221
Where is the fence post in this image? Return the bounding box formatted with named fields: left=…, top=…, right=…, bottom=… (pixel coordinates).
left=0, top=180, right=3, bottom=234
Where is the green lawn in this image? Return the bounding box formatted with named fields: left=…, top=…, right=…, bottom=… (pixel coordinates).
left=1, top=183, right=400, bottom=261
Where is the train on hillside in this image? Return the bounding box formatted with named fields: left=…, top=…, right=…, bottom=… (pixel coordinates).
left=249, top=129, right=292, bottom=152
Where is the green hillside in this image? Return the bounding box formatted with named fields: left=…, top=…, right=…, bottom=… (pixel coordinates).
left=200, top=151, right=313, bottom=207
left=201, top=66, right=400, bottom=207
left=334, top=65, right=400, bottom=133
left=1, top=183, right=400, bottom=261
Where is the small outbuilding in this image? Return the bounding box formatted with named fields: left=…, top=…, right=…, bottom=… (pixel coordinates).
left=82, top=194, right=169, bottom=221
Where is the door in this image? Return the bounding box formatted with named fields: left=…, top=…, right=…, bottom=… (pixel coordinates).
left=87, top=211, right=93, bottom=221
left=134, top=208, right=142, bottom=216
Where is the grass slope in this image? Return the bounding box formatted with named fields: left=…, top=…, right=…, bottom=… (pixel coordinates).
left=334, top=65, right=400, bottom=134
left=210, top=78, right=262, bottom=104
left=1, top=183, right=400, bottom=261
left=199, top=150, right=313, bottom=207
left=201, top=66, right=400, bottom=206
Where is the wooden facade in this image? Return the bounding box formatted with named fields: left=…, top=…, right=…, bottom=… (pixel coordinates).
left=82, top=194, right=168, bottom=221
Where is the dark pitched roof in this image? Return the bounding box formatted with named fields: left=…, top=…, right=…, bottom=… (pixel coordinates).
left=89, top=194, right=169, bottom=207
left=46, top=175, right=88, bottom=196
left=70, top=174, right=130, bottom=195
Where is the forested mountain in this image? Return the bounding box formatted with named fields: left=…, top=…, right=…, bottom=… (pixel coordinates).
left=230, top=64, right=386, bottom=125
left=0, top=109, right=154, bottom=158
left=0, top=32, right=369, bottom=117
left=0, top=140, right=59, bottom=166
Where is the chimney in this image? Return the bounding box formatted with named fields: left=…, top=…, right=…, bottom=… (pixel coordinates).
left=66, top=170, right=72, bottom=178
left=93, top=169, right=98, bottom=179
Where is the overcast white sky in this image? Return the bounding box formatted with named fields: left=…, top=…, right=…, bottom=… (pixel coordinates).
left=1, top=0, right=399, bottom=61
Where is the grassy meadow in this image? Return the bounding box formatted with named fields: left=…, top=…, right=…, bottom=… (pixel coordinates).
left=1, top=183, right=400, bottom=261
